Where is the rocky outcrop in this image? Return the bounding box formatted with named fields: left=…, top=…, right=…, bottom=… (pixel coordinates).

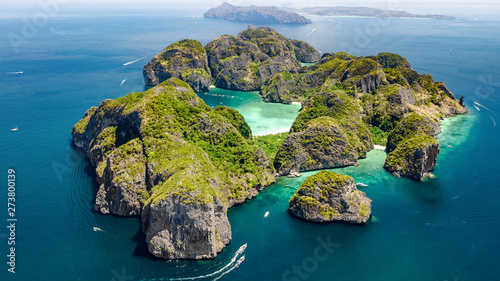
left=94, top=138, right=147, bottom=216
left=289, top=171, right=371, bottom=224
left=292, top=40, right=321, bottom=63
left=385, top=114, right=441, bottom=154
left=261, top=53, right=386, bottom=103
left=274, top=88, right=372, bottom=176
left=72, top=78, right=275, bottom=260
left=274, top=117, right=372, bottom=176
left=383, top=114, right=442, bottom=181
left=142, top=194, right=231, bottom=260
left=205, top=25, right=317, bottom=91
left=384, top=135, right=440, bottom=181
left=204, top=3, right=312, bottom=24
left=143, top=39, right=211, bottom=92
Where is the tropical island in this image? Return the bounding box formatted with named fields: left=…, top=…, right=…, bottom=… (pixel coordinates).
left=204, top=3, right=311, bottom=24
left=72, top=25, right=466, bottom=260
left=285, top=6, right=456, bottom=20
left=203, top=3, right=455, bottom=24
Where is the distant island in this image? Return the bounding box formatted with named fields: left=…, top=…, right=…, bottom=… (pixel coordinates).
left=286, top=6, right=456, bottom=20
left=204, top=3, right=455, bottom=24
left=204, top=3, right=311, bottom=24
left=72, top=25, right=466, bottom=261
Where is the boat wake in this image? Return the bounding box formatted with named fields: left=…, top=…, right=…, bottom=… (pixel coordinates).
left=474, top=102, right=495, bottom=114
left=489, top=115, right=496, bottom=127
left=166, top=243, right=247, bottom=281
left=6, top=71, right=23, bottom=75
left=121, top=79, right=127, bottom=86
left=213, top=256, right=245, bottom=281
left=123, top=55, right=151, bottom=66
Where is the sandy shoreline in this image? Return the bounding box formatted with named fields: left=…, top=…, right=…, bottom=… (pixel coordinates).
left=254, top=127, right=291, bottom=137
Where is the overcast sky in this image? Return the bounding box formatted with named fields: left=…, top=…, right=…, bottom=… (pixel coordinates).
left=1, top=0, right=499, bottom=18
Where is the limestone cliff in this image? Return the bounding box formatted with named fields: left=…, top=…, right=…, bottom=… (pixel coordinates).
left=143, top=39, right=211, bottom=92
left=289, top=171, right=371, bottom=224
left=274, top=83, right=373, bottom=176
left=384, top=135, right=440, bottom=181
left=205, top=25, right=319, bottom=91
left=72, top=78, right=275, bottom=259
left=383, top=114, right=442, bottom=180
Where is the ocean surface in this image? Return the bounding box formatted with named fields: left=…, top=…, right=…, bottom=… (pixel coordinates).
left=1, top=6, right=500, bottom=281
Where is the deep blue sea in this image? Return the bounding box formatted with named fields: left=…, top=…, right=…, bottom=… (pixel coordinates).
left=1, top=5, right=500, bottom=281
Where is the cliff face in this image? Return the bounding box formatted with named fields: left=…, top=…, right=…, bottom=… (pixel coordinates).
left=204, top=3, right=312, bottom=24
left=274, top=117, right=372, bottom=176
left=205, top=25, right=319, bottom=91
left=383, top=114, right=442, bottom=181
left=143, top=39, right=212, bottom=92
left=292, top=40, right=321, bottom=63
left=385, top=114, right=441, bottom=154
left=72, top=78, right=275, bottom=259
left=289, top=171, right=371, bottom=224
left=384, top=135, right=440, bottom=181
left=274, top=84, right=373, bottom=176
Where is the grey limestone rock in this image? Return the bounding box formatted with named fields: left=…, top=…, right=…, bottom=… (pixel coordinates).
left=289, top=171, right=371, bottom=224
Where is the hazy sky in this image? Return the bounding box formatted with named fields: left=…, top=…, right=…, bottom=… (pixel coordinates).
left=1, top=0, right=499, bottom=18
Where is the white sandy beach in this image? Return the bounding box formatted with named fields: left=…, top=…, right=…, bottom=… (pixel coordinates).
left=254, top=127, right=291, bottom=137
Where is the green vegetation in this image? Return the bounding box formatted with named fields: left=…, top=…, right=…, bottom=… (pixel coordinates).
left=370, top=126, right=389, bottom=146
left=253, top=132, right=289, bottom=163
left=214, top=106, right=252, bottom=139
left=164, top=39, right=206, bottom=58
left=290, top=88, right=362, bottom=133
left=370, top=52, right=410, bottom=69
left=385, top=135, right=438, bottom=173
left=73, top=77, right=275, bottom=209
left=386, top=113, right=437, bottom=152
left=72, top=107, right=97, bottom=134
left=344, top=57, right=380, bottom=78
left=299, top=170, right=350, bottom=195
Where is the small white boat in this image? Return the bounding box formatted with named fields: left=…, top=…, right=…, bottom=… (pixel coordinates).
left=264, top=211, right=269, bottom=218
left=356, top=183, right=368, bottom=187
left=11, top=126, right=18, bottom=132
left=93, top=227, right=102, bottom=232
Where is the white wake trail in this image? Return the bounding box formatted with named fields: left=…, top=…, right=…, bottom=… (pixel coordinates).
left=123, top=58, right=142, bottom=66
left=213, top=256, right=245, bottom=281
left=474, top=101, right=496, bottom=115
left=166, top=243, right=247, bottom=281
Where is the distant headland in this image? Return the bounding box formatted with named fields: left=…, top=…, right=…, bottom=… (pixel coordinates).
left=286, top=6, right=456, bottom=20
left=203, top=3, right=312, bottom=24
left=204, top=3, right=455, bottom=24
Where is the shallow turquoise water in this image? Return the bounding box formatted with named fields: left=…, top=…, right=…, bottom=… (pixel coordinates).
left=0, top=7, right=499, bottom=281
left=198, top=88, right=301, bottom=136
